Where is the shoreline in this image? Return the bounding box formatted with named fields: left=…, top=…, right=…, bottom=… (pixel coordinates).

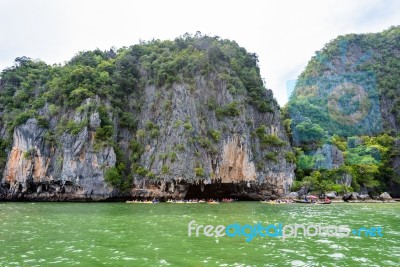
left=0, top=199, right=399, bottom=203
left=331, top=199, right=399, bottom=203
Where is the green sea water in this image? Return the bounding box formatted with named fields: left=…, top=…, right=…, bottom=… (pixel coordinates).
left=0, top=202, right=399, bottom=267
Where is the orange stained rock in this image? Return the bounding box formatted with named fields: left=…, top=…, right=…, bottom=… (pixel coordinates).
left=5, top=147, right=21, bottom=182
left=218, top=136, right=256, bottom=183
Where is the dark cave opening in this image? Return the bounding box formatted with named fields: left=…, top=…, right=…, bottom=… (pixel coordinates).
left=184, top=182, right=255, bottom=200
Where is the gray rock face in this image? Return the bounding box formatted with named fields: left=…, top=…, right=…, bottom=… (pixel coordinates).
left=358, top=194, right=371, bottom=200
left=285, top=192, right=299, bottom=199
left=359, top=185, right=369, bottom=195
left=379, top=192, right=392, bottom=200
left=351, top=192, right=360, bottom=200
left=0, top=75, right=294, bottom=201
left=298, top=186, right=309, bottom=198
left=2, top=119, right=46, bottom=184
left=325, top=192, right=337, bottom=199
left=1, top=117, right=117, bottom=200
left=343, top=192, right=359, bottom=201
left=89, top=112, right=101, bottom=128
left=335, top=172, right=352, bottom=187
left=59, top=128, right=116, bottom=199
left=314, top=144, right=344, bottom=169
left=130, top=77, right=295, bottom=200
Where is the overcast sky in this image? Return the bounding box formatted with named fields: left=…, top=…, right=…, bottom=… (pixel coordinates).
left=0, top=0, right=399, bottom=105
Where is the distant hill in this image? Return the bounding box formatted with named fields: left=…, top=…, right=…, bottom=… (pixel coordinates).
left=285, top=26, right=400, bottom=197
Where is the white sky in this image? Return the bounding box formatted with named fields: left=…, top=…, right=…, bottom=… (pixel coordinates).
left=0, top=0, right=399, bottom=106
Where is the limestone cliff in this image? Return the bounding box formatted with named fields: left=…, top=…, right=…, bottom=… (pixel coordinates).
left=0, top=34, right=294, bottom=200
left=1, top=116, right=117, bottom=200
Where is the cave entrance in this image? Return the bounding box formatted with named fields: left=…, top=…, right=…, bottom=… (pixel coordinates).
left=185, top=182, right=253, bottom=200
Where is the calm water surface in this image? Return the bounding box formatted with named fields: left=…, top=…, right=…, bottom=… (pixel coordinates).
left=0, top=202, right=399, bottom=266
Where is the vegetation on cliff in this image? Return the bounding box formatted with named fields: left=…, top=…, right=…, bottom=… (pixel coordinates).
left=284, top=26, right=400, bottom=196
left=0, top=33, right=292, bottom=200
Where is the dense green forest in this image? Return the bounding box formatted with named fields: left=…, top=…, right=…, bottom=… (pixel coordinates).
left=0, top=33, right=273, bottom=135
left=284, top=26, right=400, bottom=196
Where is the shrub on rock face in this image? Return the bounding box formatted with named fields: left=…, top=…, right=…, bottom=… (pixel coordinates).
left=256, top=125, right=286, bottom=147
left=104, top=167, right=122, bottom=187
left=194, top=167, right=204, bottom=177
left=208, top=129, right=221, bottom=142
left=95, top=125, right=113, bottom=140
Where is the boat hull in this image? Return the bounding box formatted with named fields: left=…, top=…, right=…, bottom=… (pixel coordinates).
left=294, top=200, right=314, bottom=204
